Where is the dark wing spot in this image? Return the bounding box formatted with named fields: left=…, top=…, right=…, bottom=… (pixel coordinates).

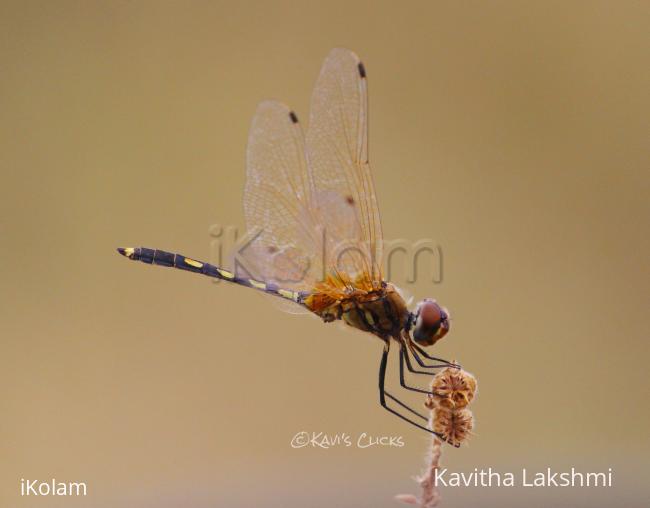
left=289, top=111, right=299, bottom=123
left=345, top=195, right=355, bottom=205
left=267, top=245, right=278, bottom=254
left=357, top=62, right=366, bottom=78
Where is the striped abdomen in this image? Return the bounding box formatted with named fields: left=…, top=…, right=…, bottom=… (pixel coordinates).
left=117, top=247, right=304, bottom=304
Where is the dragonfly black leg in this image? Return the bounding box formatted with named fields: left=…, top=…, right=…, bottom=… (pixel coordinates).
left=385, top=391, right=428, bottom=421
left=397, top=342, right=436, bottom=393
left=378, top=340, right=445, bottom=437
left=401, top=341, right=445, bottom=376
left=407, top=338, right=459, bottom=369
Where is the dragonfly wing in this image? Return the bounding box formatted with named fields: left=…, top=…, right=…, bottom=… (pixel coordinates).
left=306, top=48, right=384, bottom=288
left=242, top=100, right=322, bottom=292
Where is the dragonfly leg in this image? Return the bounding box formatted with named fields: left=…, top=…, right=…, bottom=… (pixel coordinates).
left=378, top=340, right=445, bottom=438
left=397, top=342, right=436, bottom=393
left=407, top=338, right=459, bottom=369
left=401, top=340, right=446, bottom=376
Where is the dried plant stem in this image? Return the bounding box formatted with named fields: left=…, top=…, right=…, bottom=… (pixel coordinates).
left=417, top=436, right=443, bottom=507
left=396, top=365, right=477, bottom=507
left=395, top=434, right=443, bottom=507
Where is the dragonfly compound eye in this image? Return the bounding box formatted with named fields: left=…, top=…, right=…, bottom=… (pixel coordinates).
left=413, top=299, right=450, bottom=346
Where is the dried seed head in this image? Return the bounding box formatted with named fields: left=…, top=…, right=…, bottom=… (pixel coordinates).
left=423, top=364, right=477, bottom=447
left=432, top=406, right=474, bottom=447
left=429, top=365, right=477, bottom=410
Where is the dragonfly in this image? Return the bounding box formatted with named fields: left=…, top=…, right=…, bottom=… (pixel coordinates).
left=118, top=48, right=460, bottom=445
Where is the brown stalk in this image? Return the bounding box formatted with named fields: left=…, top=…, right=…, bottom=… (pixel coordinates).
left=396, top=364, right=477, bottom=507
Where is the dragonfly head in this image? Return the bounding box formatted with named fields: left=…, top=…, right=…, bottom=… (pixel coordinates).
left=412, top=299, right=450, bottom=346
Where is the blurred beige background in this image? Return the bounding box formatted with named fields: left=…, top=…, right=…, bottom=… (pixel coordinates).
left=1, top=1, right=648, bottom=507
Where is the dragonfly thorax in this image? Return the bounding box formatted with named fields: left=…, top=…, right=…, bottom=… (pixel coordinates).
left=306, top=282, right=410, bottom=338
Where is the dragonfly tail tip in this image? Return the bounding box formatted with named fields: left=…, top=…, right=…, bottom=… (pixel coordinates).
left=117, top=247, right=135, bottom=259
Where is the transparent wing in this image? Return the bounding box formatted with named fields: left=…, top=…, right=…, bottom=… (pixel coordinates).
left=241, top=100, right=323, bottom=292
left=241, top=49, right=384, bottom=298
left=306, top=48, right=384, bottom=288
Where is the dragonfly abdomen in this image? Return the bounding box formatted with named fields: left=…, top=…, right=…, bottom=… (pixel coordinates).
left=116, top=247, right=304, bottom=304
